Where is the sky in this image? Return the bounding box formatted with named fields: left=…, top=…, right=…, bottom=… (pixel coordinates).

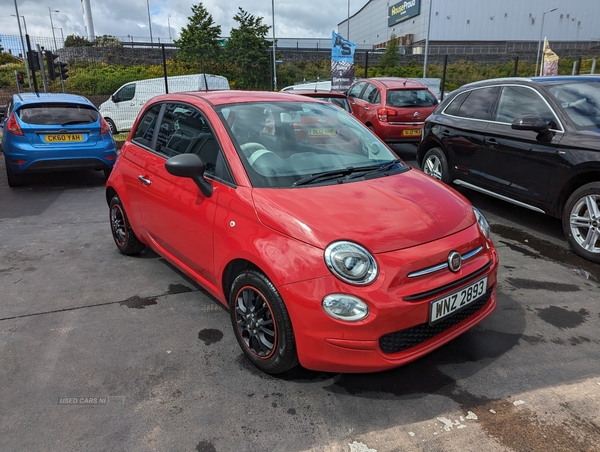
left=2, top=0, right=361, bottom=49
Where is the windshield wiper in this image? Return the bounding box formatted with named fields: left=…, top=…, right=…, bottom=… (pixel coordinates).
left=293, top=160, right=404, bottom=186
left=346, top=159, right=404, bottom=179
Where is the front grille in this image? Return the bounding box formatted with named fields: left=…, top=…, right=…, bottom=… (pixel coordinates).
left=379, top=287, right=493, bottom=354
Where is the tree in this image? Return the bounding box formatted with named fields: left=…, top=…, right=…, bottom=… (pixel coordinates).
left=224, top=8, right=271, bottom=90
left=379, top=34, right=401, bottom=69
left=174, top=3, right=222, bottom=67
left=94, top=35, right=122, bottom=47
left=0, top=38, right=4, bottom=53
left=64, top=35, right=93, bottom=47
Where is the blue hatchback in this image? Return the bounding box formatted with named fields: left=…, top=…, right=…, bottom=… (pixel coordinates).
left=2, top=93, right=117, bottom=187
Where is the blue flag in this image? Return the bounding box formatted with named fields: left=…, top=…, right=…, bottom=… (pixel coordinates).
left=331, top=32, right=355, bottom=91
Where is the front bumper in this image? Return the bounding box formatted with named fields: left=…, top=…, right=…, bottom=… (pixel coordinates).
left=278, top=224, right=499, bottom=373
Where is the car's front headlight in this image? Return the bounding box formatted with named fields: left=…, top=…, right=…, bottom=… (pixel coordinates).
left=322, top=294, right=369, bottom=321
left=324, top=241, right=378, bottom=285
left=473, top=207, right=491, bottom=240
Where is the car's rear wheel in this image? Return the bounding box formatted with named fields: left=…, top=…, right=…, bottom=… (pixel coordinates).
left=109, top=195, right=146, bottom=255
left=4, top=157, right=24, bottom=187
left=562, top=182, right=600, bottom=263
left=422, top=147, right=450, bottom=184
left=229, top=270, right=298, bottom=374
left=105, top=118, right=117, bottom=135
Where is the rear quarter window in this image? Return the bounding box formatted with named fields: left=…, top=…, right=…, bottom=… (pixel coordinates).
left=18, top=104, right=99, bottom=125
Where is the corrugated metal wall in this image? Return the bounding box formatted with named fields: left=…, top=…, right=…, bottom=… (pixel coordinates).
left=340, top=0, right=600, bottom=47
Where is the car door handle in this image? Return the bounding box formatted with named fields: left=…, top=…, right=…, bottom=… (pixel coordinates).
left=364, top=107, right=369, bottom=111
left=138, top=175, right=151, bottom=186
left=485, top=138, right=498, bottom=146
left=441, top=129, right=451, bottom=136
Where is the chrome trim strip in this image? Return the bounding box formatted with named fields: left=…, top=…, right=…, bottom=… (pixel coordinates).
left=452, top=179, right=546, bottom=214
left=407, top=246, right=483, bottom=278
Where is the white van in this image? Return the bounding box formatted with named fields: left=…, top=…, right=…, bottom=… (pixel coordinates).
left=99, top=73, right=230, bottom=134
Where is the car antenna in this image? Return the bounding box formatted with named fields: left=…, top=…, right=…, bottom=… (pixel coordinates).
left=314, top=76, right=319, bottom=93
left=200, top=59, right=209, bottom=92
left=404, top=78, right=408, bottom=86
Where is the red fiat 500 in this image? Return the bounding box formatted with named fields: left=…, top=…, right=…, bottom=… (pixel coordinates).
left=106, top=90, right=498, bottom=374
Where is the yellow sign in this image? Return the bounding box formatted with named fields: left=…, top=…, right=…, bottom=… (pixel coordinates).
left=45, top=134, right=84, bottom=142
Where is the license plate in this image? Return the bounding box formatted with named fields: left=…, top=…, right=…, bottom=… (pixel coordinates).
left=45, top=134, right=83, bottom=142
left=429, top=276, right=488, bottom=324
left=309, top=128, right=337, bottom=136
left=402, top=129, right=421, bottom=136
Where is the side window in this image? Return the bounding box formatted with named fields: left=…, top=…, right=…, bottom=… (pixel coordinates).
left=495, top=86, right=558, bottom=126
left=347, top=82, right=366, bottom=99
left=456, top=87, right=500, bottom=121
left=362, top=84, right=379, bottom=104
left=444, top=92, right=469, bottom=116
left=131, top=103, right=162, bottom=149
left=155, top=103, right=223, bottom=177
left=115, top=84, right=135, bottom=102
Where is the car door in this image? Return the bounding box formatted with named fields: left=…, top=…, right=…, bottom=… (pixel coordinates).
left=359, top=82, right=381, bottom=129
left=440, top=86, right=500, bottom=185
left=347, top=82, right=368, bottom=122
left=133, top=101, right=229, bottom=285
left=479, top=85, right=562, bottom=209
left=112, top=83, right=137, bottom=132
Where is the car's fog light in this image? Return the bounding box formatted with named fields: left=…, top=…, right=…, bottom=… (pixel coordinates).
left=322, top=294, right=369, bottom=322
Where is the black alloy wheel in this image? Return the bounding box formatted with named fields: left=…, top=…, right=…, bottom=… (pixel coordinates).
left=109, top=195, right=146, bottom=255
left=229, top=270, right=298, bottom=374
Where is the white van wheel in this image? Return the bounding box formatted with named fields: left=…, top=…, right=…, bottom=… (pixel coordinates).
left=106, top=118, right=117, bottom=134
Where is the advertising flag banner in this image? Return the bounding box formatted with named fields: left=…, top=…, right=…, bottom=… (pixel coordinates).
left=331, top=32, right=355, bottom=91
left=542, top=38, right=559, bottom=76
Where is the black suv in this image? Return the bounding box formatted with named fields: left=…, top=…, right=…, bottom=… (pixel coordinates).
left=417, top=76, right=600, bottom=263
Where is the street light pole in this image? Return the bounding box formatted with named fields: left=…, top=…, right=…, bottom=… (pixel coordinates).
left=49, top=8, right=59, bottom=51
left=347, top=0, right=350, bottom=40
left=167, top=14, right=172, bottom=41
left=535, top=7, right=557, bottom=77
left=11, top=3, right=32, bottom=89
left=146, top=0, right=153, bottom=43
left=423, top=0, right=433, bottom=77
left=272, top=0, right=277, bottom=91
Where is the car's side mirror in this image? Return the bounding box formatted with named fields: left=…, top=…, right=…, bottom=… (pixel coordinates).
left=511, top=115, right=549, bottom=133
left=111, top=94, right=117, bottom=103
left=165, top=153, right=213, bottom=198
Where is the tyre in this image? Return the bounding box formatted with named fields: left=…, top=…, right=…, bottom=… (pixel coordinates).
left=562, top=182, right=600, bottom=263
left=5, top=157, right=24, bottom=187
left=421, top=147, right=450, bottom=184
left=109, top=195, right=146, bottom=255
left=105, top=118, right=117, bottom=135
left=229, top=270, right=298, bottom=374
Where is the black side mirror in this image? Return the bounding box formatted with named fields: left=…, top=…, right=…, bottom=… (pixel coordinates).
left=111, top=94, right=117, bottom=103
left=511, top=115, right=549, bottom=133
left=165, top=154, right=213, bottom=198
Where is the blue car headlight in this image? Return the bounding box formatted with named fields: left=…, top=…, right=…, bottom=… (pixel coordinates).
left=324, top=241, right=378, bottom=285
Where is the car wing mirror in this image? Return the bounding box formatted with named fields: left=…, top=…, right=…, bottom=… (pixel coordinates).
left=165, top=154, right=213, bottom=198
left=511, top=115, right=549, bottom=133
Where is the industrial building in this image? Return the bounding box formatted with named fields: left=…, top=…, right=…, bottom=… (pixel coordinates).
left=339, top=0, right=600, bottom=50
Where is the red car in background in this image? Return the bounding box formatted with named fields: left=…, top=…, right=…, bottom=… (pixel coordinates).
left=106, top=90, right=498, bottom=375
left=347, top=77, right=438, bottom=143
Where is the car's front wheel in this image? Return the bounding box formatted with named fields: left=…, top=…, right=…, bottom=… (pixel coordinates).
left=109, top=195, right=146, bottom=255
left=563, top=182, right=600, bottom=263
left=4, top=157, right=24, bottom=187
left=421, top=147, right=450, bottom=184
left=229, top=270, right=298, bottom=375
